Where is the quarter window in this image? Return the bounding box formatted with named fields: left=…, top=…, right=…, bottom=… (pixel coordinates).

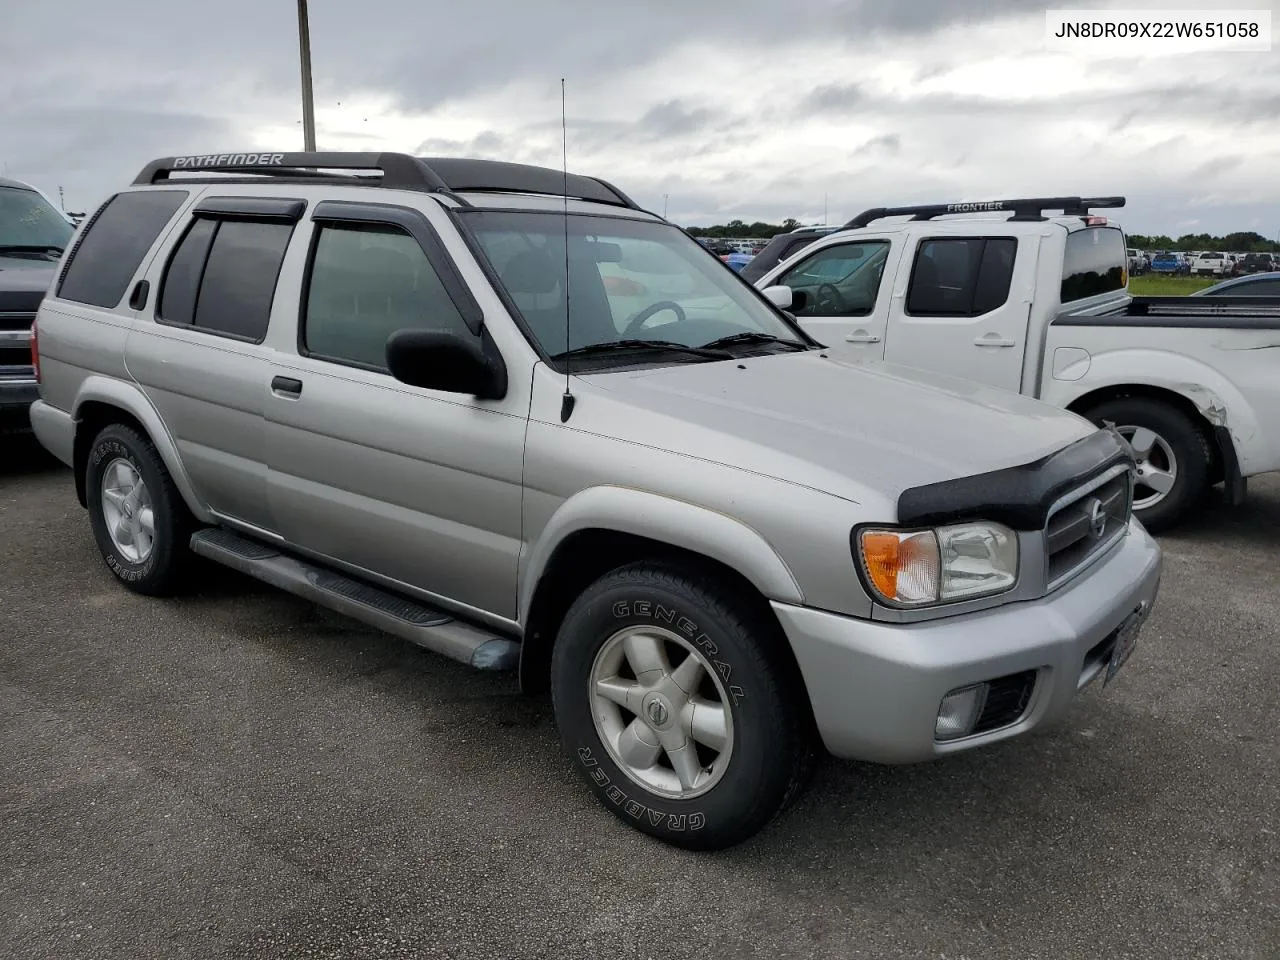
left=302, top=222, right=473, bottom=370
left=158, top=217, right=293, bottom=341
left=906, top=237, right=1017, bottom=316
left=59, top=190, right=189, bottom=308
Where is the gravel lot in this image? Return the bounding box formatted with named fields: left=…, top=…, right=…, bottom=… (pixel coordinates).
left=2, top=432, right=1278, bottom=960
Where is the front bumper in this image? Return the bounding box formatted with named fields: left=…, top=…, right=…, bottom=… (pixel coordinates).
left=773, top=518, right=1162, bottom=764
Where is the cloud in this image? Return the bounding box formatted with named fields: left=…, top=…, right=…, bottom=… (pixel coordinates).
left=0, top=0, right=1276, bottom=236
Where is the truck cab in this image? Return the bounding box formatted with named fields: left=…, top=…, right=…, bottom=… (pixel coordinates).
left=754, top=196, right=1280, bottom=531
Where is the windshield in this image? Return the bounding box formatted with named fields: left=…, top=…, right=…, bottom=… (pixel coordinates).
left=0, top=186, right=75, bottom=251
left=461, top=210, right=805, bottom=364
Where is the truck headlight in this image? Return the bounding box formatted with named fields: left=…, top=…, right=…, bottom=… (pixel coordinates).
left=855, top=522, right=1019, bottom=607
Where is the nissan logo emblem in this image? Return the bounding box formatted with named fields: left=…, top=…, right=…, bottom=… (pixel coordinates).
left=1088, top=498, right=1107, bottom=539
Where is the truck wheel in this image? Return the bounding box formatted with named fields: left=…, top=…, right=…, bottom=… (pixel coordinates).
left=551, top=563, right=814, bottom=850
left=85, top=423, right=194, bottom=596
left=1083, top=397, right=1212, bottom=533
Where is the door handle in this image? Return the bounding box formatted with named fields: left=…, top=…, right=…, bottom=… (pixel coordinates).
left=271, top=375, right=303, bottom=397
left=974, top=336, right=1016, bottom=347
left=845, top=332, right=882, bottom=343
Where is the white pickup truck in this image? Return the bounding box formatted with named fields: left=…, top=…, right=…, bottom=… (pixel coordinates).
left=754, top=196, right=1280, bottom=531
left=1191, top=251, right=1233, bottom=277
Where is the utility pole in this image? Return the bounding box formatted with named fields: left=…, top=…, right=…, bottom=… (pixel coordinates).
left=296, top=0, right=317, bottom=151
left=58, top=186, right=65, bottom=210
left=663, top=194, right=669, bottom=219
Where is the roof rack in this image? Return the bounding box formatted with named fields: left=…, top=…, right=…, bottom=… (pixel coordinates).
left=842, top=196, right=1125, bottom=229
left=131, top=152, right=642, bottom=209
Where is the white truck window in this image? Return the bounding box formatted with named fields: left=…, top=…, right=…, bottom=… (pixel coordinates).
left=1060, top=227, right=1127, bottom=303
left=774, top=241, right=891, bottom=317
left=905, top=237, right=1017, bottom=316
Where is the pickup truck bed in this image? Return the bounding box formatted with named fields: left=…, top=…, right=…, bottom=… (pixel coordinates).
left=1047, top=296, right=1280, bottom=517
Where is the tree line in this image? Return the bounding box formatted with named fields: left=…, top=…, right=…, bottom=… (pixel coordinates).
left=685, top=220, right=1280, bottom=253
left=1125, top=231, right=1280, bottom=253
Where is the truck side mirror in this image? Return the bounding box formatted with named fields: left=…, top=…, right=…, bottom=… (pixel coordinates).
left=762, top=285, right=797, bottom=310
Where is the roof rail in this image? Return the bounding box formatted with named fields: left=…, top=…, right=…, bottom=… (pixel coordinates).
left=842, top=196, right=1126, bottom=229
left=131, top=152, right=642, bottom=209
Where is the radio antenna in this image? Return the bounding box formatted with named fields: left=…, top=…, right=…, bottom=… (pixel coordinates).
left=558, top=77, right=576, bottom=424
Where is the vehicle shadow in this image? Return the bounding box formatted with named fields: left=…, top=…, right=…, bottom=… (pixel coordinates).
left=1161, top=477, right=1280, bottom=548
left=0, top=430, right=67, bottom=479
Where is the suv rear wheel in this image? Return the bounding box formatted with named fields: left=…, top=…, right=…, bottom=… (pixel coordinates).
left=551, top=562, right=814, bottom=850
left=85, top=424, right=194, bottom=595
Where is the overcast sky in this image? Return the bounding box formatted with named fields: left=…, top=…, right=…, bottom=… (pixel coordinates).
left=3, top=0, right=1277, bottom=237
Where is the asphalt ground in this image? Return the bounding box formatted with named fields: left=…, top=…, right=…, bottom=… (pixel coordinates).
left=2, top=432, right=1277, bottom=960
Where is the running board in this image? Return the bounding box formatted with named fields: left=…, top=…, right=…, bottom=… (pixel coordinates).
left=189, top=528, right=520, bottom=671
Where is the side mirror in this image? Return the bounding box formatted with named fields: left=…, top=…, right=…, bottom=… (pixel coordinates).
left=761, top=285, right=793, bottom=309
left=386, top=329, right=507, bottom=399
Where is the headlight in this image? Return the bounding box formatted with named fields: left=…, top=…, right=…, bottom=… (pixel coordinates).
left=855, top=522, right=1019, bottom=607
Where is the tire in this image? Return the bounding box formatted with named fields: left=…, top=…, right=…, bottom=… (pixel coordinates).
left=551, top=563, right=815, bottom=850
left=85, top=423, right=195, bottom=595
left=1083, top=397, right=1213, bottom=533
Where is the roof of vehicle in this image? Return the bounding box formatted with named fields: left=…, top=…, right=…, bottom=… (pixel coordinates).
left=780, top=196, right=1127, bottom=249
left=1194, top=271, right=1280, bottom=294
left=0, top=176, right=37, bottom=191
left=129, top=151, right=660, bottom=219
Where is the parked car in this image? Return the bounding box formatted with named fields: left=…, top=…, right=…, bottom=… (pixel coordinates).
left=29, top=153, right=1161, bottom=850
left=0, top=176, right=76, bottom=430
left=1190, top=251, right=1232, bottom=276
left=1191, top=271, right=1280, bottom=297
left=1127, top=248, right=1149, bottom=276
left=1149, top=251, right=1189, bottom=274
left=754, top=195, right=1280, bottom=531
left=1238, top=252, right=1277, bottom=274
left=739, top=225, right=843, bottom=284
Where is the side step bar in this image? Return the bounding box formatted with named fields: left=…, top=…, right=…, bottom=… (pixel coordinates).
left=189, top=528, right=520, bottom=671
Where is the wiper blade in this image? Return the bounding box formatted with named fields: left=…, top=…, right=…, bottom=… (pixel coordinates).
left=550, top=339, right=731, bottom=362
left=0, top=244, right=64, bottom=256
left=698, top=331, right=808, bottom=351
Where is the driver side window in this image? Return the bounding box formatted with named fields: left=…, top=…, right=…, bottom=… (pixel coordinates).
left=776, top=241, right=891, bottom=317
left=302, top=222, right=475, bottom=371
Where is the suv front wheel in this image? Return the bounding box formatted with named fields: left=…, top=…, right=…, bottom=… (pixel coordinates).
left=551, top=563, right=814, bottom=850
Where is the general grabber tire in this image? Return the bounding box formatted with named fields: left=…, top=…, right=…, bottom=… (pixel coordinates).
left=1083, top=397, right=1213, bottom=534
left=85, top=423, right=195, bottom=596
left=551, top=563, right=815, bottom=850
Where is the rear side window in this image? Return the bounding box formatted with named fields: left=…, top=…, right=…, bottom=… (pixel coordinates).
left=158, top=217, right=293, bottom=341
left=1061, top=227, right=1127, bottom=303
left=906, top=237, right=1017, bottom=316
left=58, top=190, right=188, bottom=308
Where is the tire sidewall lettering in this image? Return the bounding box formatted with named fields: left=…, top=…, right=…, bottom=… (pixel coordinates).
left=574, top=746, right=707, bottom=832
left=608, top=598, right=742, bottom=702
left=89, top=434, right=161, bottom=581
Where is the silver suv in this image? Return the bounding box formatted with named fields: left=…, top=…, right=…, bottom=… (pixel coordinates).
left=29, top=152, right=1162, bottom=849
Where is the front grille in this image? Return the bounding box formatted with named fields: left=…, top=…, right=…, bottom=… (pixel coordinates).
left=0, top=311, right=36, bottom=332
left=1045, top=468, right=1132, bottom=587
left=974, top=670, right=1037, bottom=734
left=0, top=349, right=32, bottom=372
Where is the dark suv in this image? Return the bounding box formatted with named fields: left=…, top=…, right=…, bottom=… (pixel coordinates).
left=739, top=225, right=843, bottom=283
left=1239, top=253, right=1277, bottom=274
left=1, top=178, right=75, bottom=428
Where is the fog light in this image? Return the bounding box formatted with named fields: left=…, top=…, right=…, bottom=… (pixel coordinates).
left=935, top=683, right=989, bottom=741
